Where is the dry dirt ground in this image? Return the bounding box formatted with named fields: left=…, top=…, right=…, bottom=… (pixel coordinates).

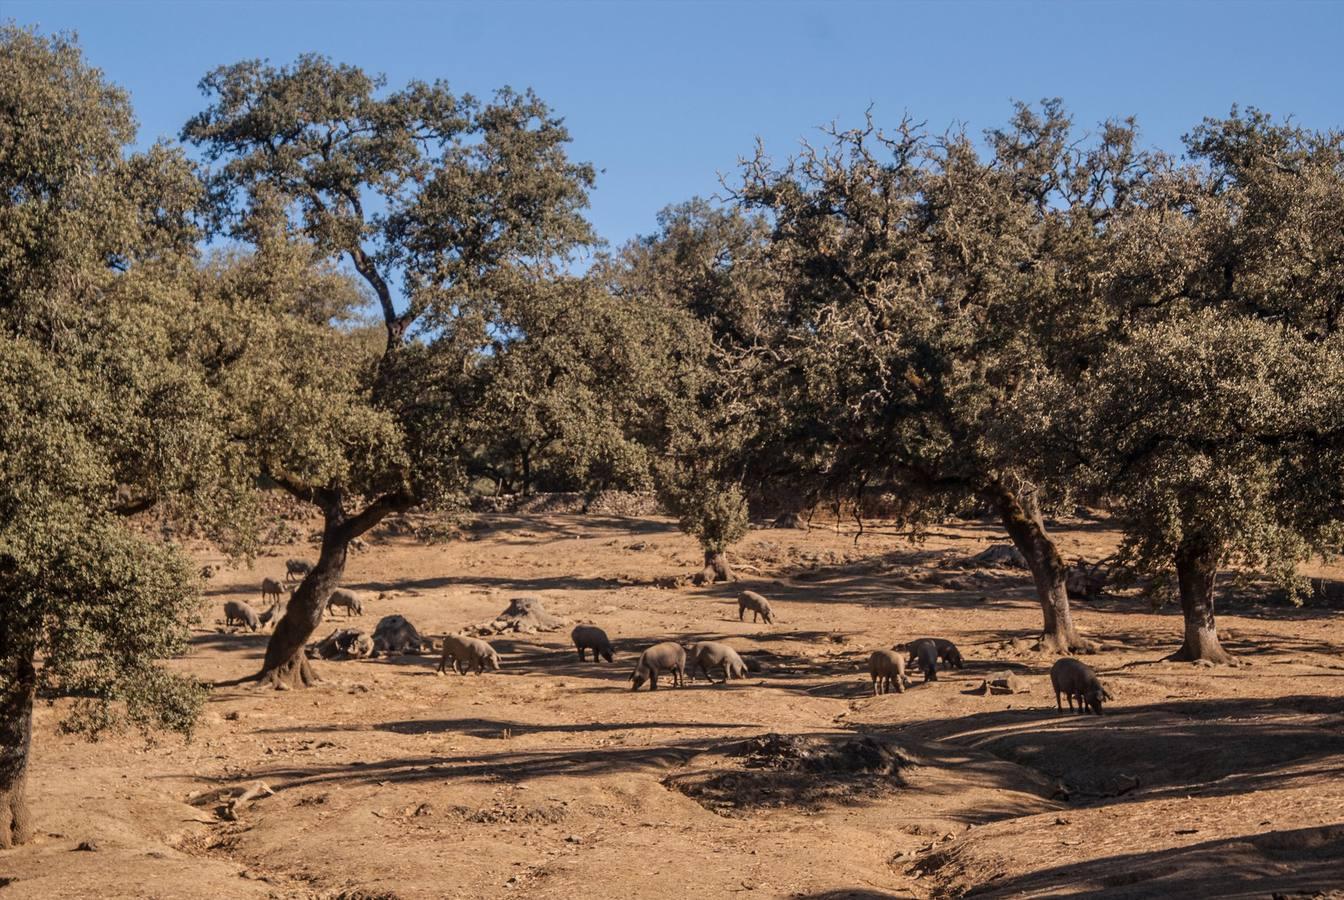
left=4, top=513, right=1343, bottom=899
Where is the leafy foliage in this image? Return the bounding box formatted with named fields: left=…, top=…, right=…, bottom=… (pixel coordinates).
left=1077, top=311, right=1344, bottom=588
left=611, top=201, right=772, bottom=555
left=465, top=275, right=691, bottom=495
left=665, top=480, right=750, bottom=555
left=183, top=53, right=600, bottom=511
left=732, top=104, right=1145, bottom=519
left=0, top=26, right=237, bottom=740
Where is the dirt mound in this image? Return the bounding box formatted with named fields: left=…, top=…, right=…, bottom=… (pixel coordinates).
left=961, top=544, right=1028, bottom=570
left=667, top=732, right=912, bottom=814
left=473, top=596, right=567, bottom=634
left=732, top=732, right=912, bottom=776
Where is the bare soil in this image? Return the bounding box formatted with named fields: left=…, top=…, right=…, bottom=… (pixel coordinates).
left=4, top=513, right=1342, bottom=899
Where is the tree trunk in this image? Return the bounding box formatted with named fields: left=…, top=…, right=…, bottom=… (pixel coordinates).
left=985, top=481, right=1086, bottom=653
left=256, top=488, right=414, bottom=688
left=1169, top=535, right=1232, bottom=664
left=696, top=549, right=735, bottom=584
left=0, top=653, right=36, bottom=848
left=521, top=446, right=532, bottom=497
left=258, top=517, right=348, bottom=689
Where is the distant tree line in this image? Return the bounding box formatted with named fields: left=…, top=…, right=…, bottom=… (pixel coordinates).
left=1, top=25, right=1340, bottom=847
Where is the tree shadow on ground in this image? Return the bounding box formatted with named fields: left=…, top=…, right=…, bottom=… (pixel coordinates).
left=201, top=584, right=268, bottom=598
left=893, top=694, right=1344, bottom=807
left=343, top=573, right=627, bottom=595
left=374, top=717, right=762, bottom=738
left=958, top=822, right=1344, bottom=898
left=477, top=630, right=1044, bottom=698
left=182, top=738, right=723, bottom=792
left=175, top=700, right=1060, bottom=815
left=937, top=617, right=1344, bottom=663
left=791, top=890, right=914, bottom=900
left=1078, top=594, right=1344, bottom=625
left=250, top=717, right=758, bottom=739
left=696, top=574, right=1024, bottom=611
left=466, top=513, right=682, bottom=544
left=293, top=629, right=888, bottom=685
left=190, top=631, right=270, bottom=657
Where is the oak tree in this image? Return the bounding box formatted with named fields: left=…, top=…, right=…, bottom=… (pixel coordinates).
left=1070, top=111, right=1344, bottom=662
left=612, top=201, right=775, bottom=582
left=0, top=27, right=250, bottom=846
left=184, top=55, right=596, bottom=686
left=734, top=104, right=1148, bottom=650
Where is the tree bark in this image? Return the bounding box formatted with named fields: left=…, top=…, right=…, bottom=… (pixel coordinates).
left=1169, top=534, right=1232, bottom=664
left=985, top=481, right=1086, bottom=653
left=0, top=652, right=37, bottom=848
left=258, top=487, right=413, bottom=688
left=696, top=549, right=735, bottom=584
left=258, top=517, right=345, bottom=689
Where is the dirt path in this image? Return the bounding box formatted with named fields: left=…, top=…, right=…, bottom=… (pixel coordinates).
left=4, top=514, right=1342, bottom=898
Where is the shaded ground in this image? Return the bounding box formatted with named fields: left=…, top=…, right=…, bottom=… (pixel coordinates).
left=2, top=513, right=1342, bottom=899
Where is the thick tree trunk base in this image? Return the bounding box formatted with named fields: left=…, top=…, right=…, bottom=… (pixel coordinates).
left=1, top=654, right=37, bottom=849
left=0, top=788, right=33, bottom=849
left=258, top=654, right=319, bottom=690
left=253, top=489, right=413, bottom=689
left=986, top=482, right=1087, bottom=654
left=694, top=565, right=735, bottom=585
left=1166, top=630, right=1235, bottom=665
left=1035, top=629, right=1098, bottom=655
left=693, top=550, right=735, bottom=585
left=1172, top=536, right=1233, bottom=665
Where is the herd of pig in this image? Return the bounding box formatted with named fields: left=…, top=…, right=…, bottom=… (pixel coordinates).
left=223, top=577, right=1115, bottom=716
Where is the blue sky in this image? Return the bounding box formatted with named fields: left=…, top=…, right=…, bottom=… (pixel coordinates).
left=8, top=0, right=1343, bottom=249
